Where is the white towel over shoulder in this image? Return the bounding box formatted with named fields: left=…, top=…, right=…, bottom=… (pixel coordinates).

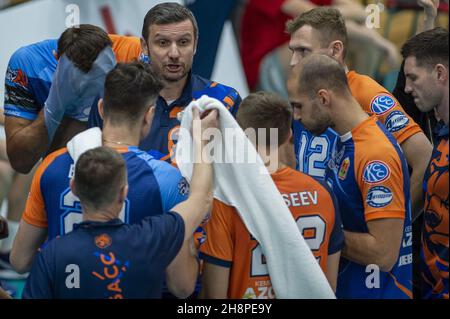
left=176, top=95, right=335, bottom=299
left=66, top=127, right=102, bottom=164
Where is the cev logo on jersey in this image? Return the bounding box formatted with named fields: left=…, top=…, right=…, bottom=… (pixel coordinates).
left=366, top=186, right=393, bottom=208
left=370, top=94, right=396, bottom=115
left=363, top=161, right=391, bottom=184
left=385, top=111, right=410, bottom=133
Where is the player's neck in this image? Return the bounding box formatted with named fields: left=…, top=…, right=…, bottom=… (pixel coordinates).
left=160, top=76, right=188, bottom=102
left=333, top=98, right=369, bottom=136
left=259, top=147, right=286, bottom=174
left=82, top=207, right=120, bottom=223
left=102, top=124, right=140, bottom=148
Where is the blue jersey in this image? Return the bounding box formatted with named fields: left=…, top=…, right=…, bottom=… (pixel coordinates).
left=88, top=73, right=242, bottom=163
left=22, top=213, right=185, bottom=299
left=23, top=146, right=188, bottom=240
left=293, top=120, right=339, bottom=179
left=325, top=116, right=413, bottom=299
left=4, top=39, right=58, bottom=121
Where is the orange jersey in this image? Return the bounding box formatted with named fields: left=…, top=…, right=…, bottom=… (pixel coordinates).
left=347, top=71, right=422, bottom=145
left=108, top=34, right=141, bottom=63
left=421, top=124, right=449, bottom=299
left=200, top=167, right=343, bottom=299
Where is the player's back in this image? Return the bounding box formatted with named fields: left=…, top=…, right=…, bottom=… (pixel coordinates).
left=23, top=146, right=187, bottom=240
left=201, top=166, right=342, bottom=299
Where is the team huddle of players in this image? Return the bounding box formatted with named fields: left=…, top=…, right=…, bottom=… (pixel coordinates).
left=1, top=2, right=448, bottom=299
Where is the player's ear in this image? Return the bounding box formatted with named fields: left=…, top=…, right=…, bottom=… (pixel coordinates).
left=435, top=63, right=448, bottom=84
left=119, top=184, right=128, bottom=204
left=140, top=38, right=149, bottom=56
left=98, top=99, right=105, bottom=120
left=52, top=50, right=59, bottom=61
left=329, top=40, right=344, bottom=61
left=317, top=89, right=331, bottom=107
left=144, top=105, right=155, bottom=126
left=70, top=178, right=77, bottom=197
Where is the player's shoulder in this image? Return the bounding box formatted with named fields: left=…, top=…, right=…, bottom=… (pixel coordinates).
left=9, top=39, right=57, bottom=67
left=191, top=74, right=240, bottom=97
left=126, top=147, right=182, bottom=177
left=278, top=167, right=334, bottom=198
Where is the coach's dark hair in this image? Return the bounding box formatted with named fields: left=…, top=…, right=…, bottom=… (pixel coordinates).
left=237, top=92, right=292, bottom=147
left=286, top=7, right=348, bottom=58
left=141, top=2, right=198, bottom=42
left=296, top=54, right=351, bottom=98
left=401, top=27, right=449, bottom=69
left=74, top=147, right=126, bottom=210
left=58, top=24, right=112, bottom=73
left=103, top=62, right=163, bottom=126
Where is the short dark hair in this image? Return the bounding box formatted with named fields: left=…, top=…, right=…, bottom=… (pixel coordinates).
left=237, top=92, right=292, bottom=147
left=142, top=2, right=198, bottom=42
left=296, top=54, right=350, bottom=97
left=103, top=62, right=163, bottom=126
left=58, top=24, right=112, bottom=73
left=286, top=7, right=347, bottom=54
left=401, top=27, right=449, bottom=69
left=75, top=147, right=126, bottom=210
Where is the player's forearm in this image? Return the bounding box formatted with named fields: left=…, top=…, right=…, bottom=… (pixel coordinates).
left=342, top=230, right=398, bottom=272
left=166, top=238, right=199, bottom=298
left=401, top=132, right=433, bottom=220
left=190, top=140, right=214, bottom=218
left=6, top=112, right=48, bottom=173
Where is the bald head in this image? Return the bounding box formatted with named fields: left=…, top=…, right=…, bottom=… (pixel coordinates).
left=289, top=54, right=351, bottom=98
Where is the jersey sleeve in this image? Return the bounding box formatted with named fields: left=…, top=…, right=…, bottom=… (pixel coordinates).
left=22, top=160, right=49, bottom=228
left=369, top=92, right=422, bottom=145
left=141, top=211, right=185, bottom=266
left=349, top=72, right=422, bottom=145
left=355, top=143, right=407, bottom=222
left=199, top=200, right=235, bottom=268
left=151, top=161, right=189, bottom=212
left=22, top=247, right=54, bottom=299
left=4, top=50, right=39, bottom=121
left=192, top=82, right=242, bottom=118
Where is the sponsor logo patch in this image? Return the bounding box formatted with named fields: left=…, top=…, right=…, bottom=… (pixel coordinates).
left=370, top=94, right=396, bottom=115
left=385, top=111, right=409, bottom=133
left=366, top=186, right=393, bottom=208
left=363, top=161, right=391, bottom=184
left=338, top=157, right=351, bottom=180
left=178, top=177, right=190, bottom=196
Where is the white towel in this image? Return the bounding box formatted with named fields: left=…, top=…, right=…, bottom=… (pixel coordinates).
left=66, top=127, right=102, bottom=164
left=176, top=95, right=336, bottom=299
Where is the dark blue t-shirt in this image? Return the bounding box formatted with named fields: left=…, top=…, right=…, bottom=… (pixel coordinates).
left=22, top=212, right=184, bottom=299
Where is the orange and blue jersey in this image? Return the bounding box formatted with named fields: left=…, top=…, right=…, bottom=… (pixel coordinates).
left=4, top=36, right=141, bottom=121
left=326, top=116, right=413, bottom=299
left=88, top=73, right=242, bottom=164
left=22, top=146, right=188, bottom=240
left=200, top=167, right=343, bottom=299
left=293, top=71, right=422, bottom=179
left=421, top=123, right=448, bottom=299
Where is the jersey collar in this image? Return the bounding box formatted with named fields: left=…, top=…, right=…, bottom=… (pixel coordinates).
left=74, top=218, right=124, bottom=230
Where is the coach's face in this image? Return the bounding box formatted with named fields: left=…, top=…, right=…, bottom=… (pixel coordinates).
left=404, top=56, right=443, bottom=113
left=143, top=19, right=197, bottom=83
